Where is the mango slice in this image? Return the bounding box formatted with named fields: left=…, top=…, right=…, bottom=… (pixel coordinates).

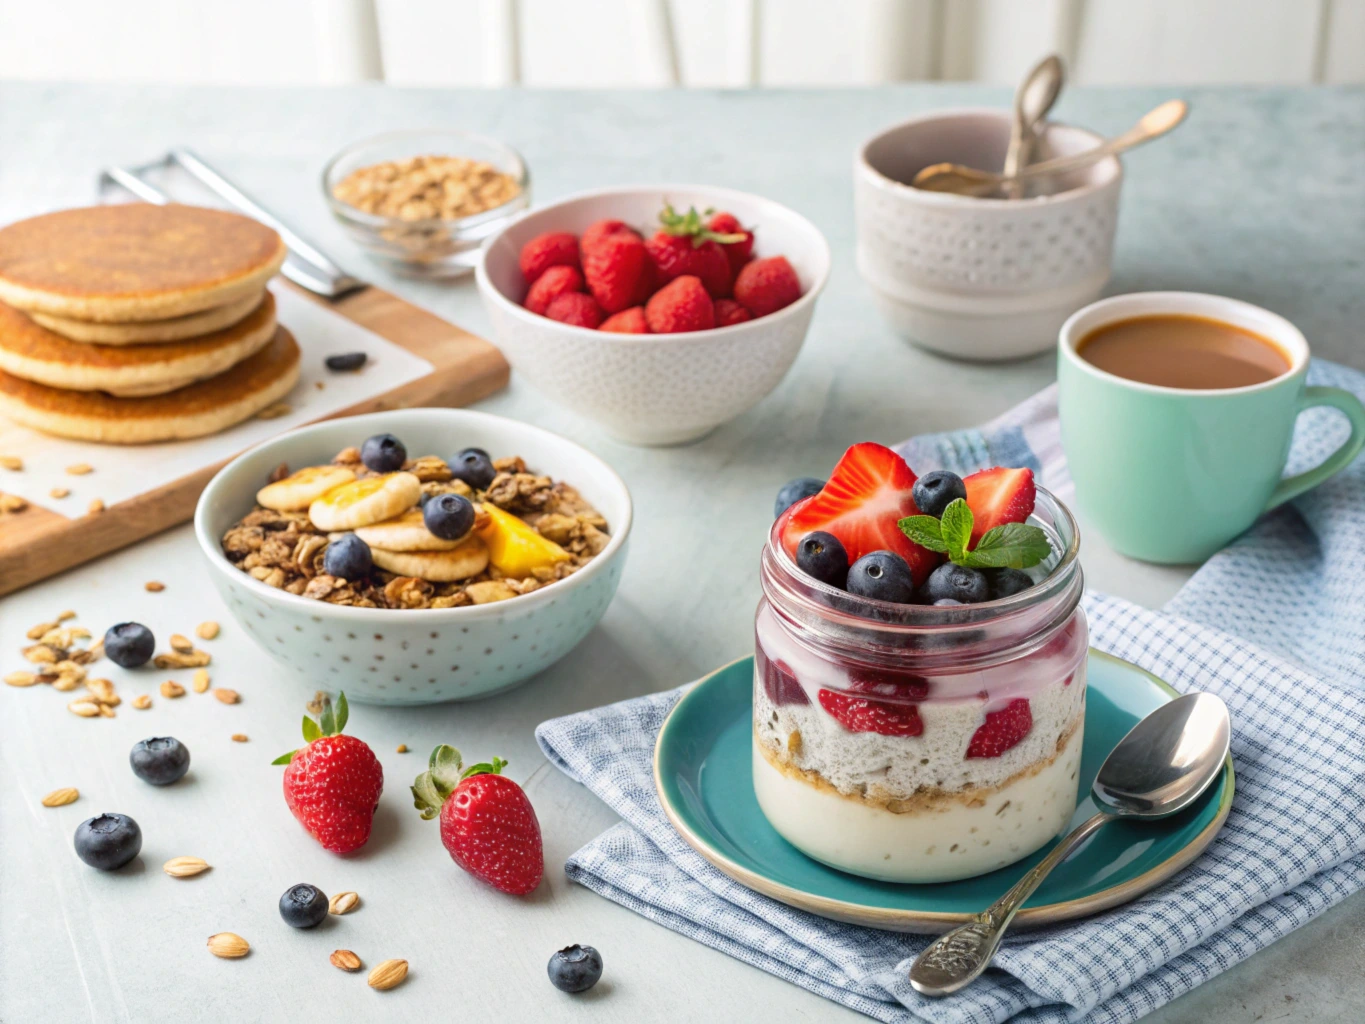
left=476, top=502, right=570, bottom=576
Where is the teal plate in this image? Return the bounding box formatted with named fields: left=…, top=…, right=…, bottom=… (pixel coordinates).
left=654, top=650, right=1234, bottom=933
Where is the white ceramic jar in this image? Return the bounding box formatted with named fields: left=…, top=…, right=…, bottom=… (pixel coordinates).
left=854, top=109, right=1122, bottom=361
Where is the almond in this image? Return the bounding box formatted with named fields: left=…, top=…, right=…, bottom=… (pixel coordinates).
left=207, top=932, right=250, bottom=959
left=331, top=949, right=362, bottom=972
left=329, top=891, right=360, bottom=915
left=41, top=787, right=79, bottom=807
left=367, top=959, right=408, bottom=990
left=160, top=680, right=185, bottom=698
left=68, top=700, right=101, bottom=717
left=213, top=688, right=240, bottom=705
left=192, top=669, right=210, bottom=693
left=164, top=856, right=210, bottom=877
left=5, top=671, right=37, bottom=687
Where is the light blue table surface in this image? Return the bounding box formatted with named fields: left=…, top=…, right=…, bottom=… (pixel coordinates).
left=0, top=83, right=1360, bottom=1023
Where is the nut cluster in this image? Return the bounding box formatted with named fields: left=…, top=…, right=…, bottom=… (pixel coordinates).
left=332, top=155, right=520, bottom=222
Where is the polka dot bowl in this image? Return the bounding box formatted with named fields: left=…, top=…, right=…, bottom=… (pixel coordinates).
left=193, top=407, right=632, bottom=705
left=476, top=184, right=831, bottom=446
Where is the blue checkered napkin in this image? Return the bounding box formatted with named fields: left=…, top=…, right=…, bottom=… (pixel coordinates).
left=536, top=359, right=1365, bottom=1023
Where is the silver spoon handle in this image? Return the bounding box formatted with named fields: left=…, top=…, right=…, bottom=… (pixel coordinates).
left=908, top=810, right=1114, bottom=997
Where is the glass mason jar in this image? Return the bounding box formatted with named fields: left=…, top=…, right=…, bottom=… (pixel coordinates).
left=753, top=487, right=1087, bottom=883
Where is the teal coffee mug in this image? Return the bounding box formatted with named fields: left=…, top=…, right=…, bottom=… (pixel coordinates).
left=1058, top=292, right=1365, bottom=564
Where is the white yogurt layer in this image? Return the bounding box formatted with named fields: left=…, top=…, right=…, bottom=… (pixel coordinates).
left=753, top=727, right=1083, bottom=883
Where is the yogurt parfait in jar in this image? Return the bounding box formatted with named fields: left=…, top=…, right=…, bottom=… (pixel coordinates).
left=753, top=444, right=1086, bottom=883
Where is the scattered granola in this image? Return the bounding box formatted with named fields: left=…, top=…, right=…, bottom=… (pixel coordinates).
left=0, top=493, right=28, bottom=513
left=192, top=669, right=210, bottom=693
left=329, top=891, right=360, bottom=915
left=160, top=680, right=186, bottom=699
left=169, top=633, right=193, bottom=653
left=66, top=463, right=93, bottom=475
left=87, top=498, right=104, bottom=514
left=145, top=581, right=165, bottom=592
left=219, top=444, right=609, bottom=609
left=367, top=958, right=409, bottom=991
left=207, top=933, right=250, bottom=959
left=196, top=621, right=221, bottom=640
left=231, top=733, right=248, bottom=742
left=331, top=949, right=362, bottom=972
left=50, top=487, right=69, bottom=499
left=396, top=744, right=409, bottom=753
left=41, top=787, right=79, bottom=807
left=7, top=615, right=114, bottom=712
left=154, top=648, right=210, bottom=669
left=164, top=856, right=211, bottom=878
left=132, top=694, right=152, bottom=709
left=213, top=688, right=240, bottom=705
left=0, top=455, right=22, bottom=470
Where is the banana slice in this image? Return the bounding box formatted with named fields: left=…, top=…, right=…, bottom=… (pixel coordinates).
left=308, top=472, right=421, bottom=531
left=256, top=465, right=356, bottom=512
left=353, top=507, right=471, bottom=552
left=370, top=535, right=490, bottom=582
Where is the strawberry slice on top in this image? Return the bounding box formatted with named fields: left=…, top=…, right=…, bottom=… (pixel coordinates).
left=782, top=442, right=938, bottom=586
left=962, top=466, right=1037, bottom=546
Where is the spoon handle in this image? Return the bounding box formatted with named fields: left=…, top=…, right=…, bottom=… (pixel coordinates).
left=908, top=811, right=1113, bottom=997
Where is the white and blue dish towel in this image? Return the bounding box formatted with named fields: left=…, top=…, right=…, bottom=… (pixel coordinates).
left=536, top=360, right=1365, bottom=1024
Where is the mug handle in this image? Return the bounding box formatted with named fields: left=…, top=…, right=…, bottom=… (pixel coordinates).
left=1266, top=386, right=1365, bottom=510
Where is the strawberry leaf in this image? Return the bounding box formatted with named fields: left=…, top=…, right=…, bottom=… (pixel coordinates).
left=897, top=514, right=949, bottom=553
left=429, top=744, right=464, bottom=794
left=958, top=523, right=1053, bottom=569
left=939, top=499, right=974, bottom=562
left=319, top=696, right=336, bottom=736
left=333, top=691, right=349, bottom=735
left=271, top=750, right=296, bottom=766
left=410, top=772, right=444, bottom=820
left=301, top=715, right=321, bottom=743
left=461, top=756, right=508, bottom=780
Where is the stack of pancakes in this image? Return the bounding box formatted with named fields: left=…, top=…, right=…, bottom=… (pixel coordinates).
left=0, top=204, right=301, bottom=443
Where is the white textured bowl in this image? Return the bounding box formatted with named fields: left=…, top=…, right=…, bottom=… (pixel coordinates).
left=194, top=408, right=631, bottom=705
left=855, top=110, right=1122, bottom=361
left=476, top=184, right=831, bottom=445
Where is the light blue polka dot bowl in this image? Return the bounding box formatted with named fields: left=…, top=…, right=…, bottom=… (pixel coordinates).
left=194, top=407, right=632, bottom=705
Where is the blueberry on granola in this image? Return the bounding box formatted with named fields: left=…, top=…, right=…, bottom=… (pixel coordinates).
left=451, top=447, right=496, bottom=490
left=130, top=736, right=190, bottom=786
left=323, top=534, right=373, bottom=580
left=104, top=622, right=155, bottom=669
left=361, top=433, right=407, bottom=473
left=424, top=493, right=475, bottom=540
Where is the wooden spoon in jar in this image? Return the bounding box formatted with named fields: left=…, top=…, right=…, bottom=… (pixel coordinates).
left=913, top=99, right=1188, bottom=197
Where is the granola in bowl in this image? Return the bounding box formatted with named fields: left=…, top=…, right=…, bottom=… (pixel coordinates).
left=220, top=441, right=611, bottom=610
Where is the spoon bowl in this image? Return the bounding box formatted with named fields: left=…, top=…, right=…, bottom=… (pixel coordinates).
left=909, top=691, right=1230, bottom=997
left=1002, top=54, right=1065, bottom=198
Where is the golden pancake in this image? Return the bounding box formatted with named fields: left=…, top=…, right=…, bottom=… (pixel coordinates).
left=0, top=204, right=287, bottom=322
left=31, top=290, right=265, bottom=344
left=0, top=326, right=300, bottom=443
left=0, top=293, right=277, bottom=396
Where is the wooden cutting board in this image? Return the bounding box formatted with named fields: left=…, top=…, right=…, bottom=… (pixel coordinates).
left=0, top=281, right=508, bottom=596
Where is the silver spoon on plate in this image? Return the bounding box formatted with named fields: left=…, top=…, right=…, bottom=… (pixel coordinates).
left=1001, top=54, right=1065, bottom=199
left=908, top=690, right=1231, bottom=998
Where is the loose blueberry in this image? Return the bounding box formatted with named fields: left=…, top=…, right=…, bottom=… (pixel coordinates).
left=796, top=531, right=849, bottom=589
left=323, top=534, right=373, bottom=580
left=104, top=622, right=155, bottom=669
left=923, top=563, right=990, bottom=604
left=130, top=736, right=190, bottom=786
left=846, top=551, right=916, bottom=603
left=360, top=433, right=407, bottom=473
left=450, top=447, right=496, bottom=490
left=324, top=351, right=367, bottom=372
left=279, top=883, right=329, bottom=928
left=74, top=813, right=142, bottom=870
left=774, top=476, right=825, bottom=519
left=911, top=470, right=967, bottom=519
left=547, top=944, right=603, bottom=994
left=423, top=492, right=475, bottom=541
left=986, top=567, right=1035, bottom=600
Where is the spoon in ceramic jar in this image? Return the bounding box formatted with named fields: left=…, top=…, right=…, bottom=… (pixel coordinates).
left=908, top=690, right=1230, bottom=998
left=913, top=99, right=1188, bottom=197
left=1001, top=54, right=1065, bottom=199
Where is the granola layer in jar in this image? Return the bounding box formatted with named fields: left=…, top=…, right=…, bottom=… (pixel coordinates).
left=753, top=487, right=1086, bottom=883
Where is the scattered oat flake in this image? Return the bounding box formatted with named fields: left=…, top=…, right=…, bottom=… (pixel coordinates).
left=5, top=671, right=38, bottom=687
left=231, top=733, right=248, bottom=742
left=68, top=700, right=100, bottom=717
left=368, top=959, right=408, bottom=990
left=192, top=669, right=210, bottom=693
left=66, top=463, right=93, bottom=475
left=41, top=787, right=79, bottom=807
left=396, top=744, right=408, bottom=753
left=1, top=494, right=29, bottom=513
left=87, top=498, right=104, bottom=514
left=49, top=487, right=70, bottom=499
left=160, top=680, right=185, bottom=698
left=196, top=621, right=220, bottom=640
left=170, top=634, right=193, bottom=653
left=57, top=610, right=75, bottom=621
left=0, top=455, right=21, bottom=470
left=329, top=891, right=360, bottom=915
left=145, top=581, right=165, bottom=592
left=97, top=703, right=116, bottom=718
left=256, top=403, right=291, bottom=420
left=213, top=688, right=240, bottom=705
left=207, top=933, right=249, bottom=959
left=132, top=694, right=152, bottom=709
left=164, top=856, right=210, bottom=877
left=155, top=649, right=210, bottom=669
left=331, top=949, right=362, bottom=972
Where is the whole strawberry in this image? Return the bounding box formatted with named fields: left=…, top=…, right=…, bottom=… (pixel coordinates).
left=519, top=231, right=580, bottom=284
left=707, top=211, right=754, bottom=278
left=273, top=693, right=383, bottom=854
left=645, top=275, right=715, bottom=334
left=413, top=745, right=543, bottom=895
left=734, top=255, right=802, bottom=318
left=581, top=219, right=651, bottom=313
left=645, top=204, right=745, bottom=299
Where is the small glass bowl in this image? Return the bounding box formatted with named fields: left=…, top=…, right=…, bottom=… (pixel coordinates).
left=322, top=130, right=531, bottom=280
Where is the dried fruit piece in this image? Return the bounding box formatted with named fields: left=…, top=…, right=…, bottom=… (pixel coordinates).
left=196, top=621, right=220, bottom=640
left=329, top=891, right=360, bottom=915
left=41, top=787, right=79, bottom=807
left=207, top=933, right=249, bottom=959
left=213, top=688, right=240, bottom=705
left=164, top=856, right=210, bottom=877
left=368, top=959, right=408, bottom=990
left=331, top=949, right=362, bottom=972
left=192, top=669, right=210, bottom=693
left=160, top=680, right=186, bottom=699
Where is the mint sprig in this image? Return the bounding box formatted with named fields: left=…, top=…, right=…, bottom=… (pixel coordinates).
left=898, top=499, right=1051, bottom=570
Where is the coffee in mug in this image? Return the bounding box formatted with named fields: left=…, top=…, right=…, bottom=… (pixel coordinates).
left=1076, top=314, right=1290, bottom=390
